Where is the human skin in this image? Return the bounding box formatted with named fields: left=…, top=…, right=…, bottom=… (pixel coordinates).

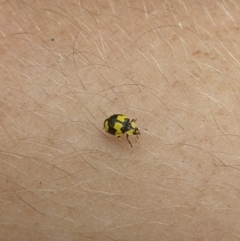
left=1, top=0, right=240, bottom=240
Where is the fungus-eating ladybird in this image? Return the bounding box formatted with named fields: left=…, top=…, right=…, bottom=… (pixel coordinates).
left=103, top=114, right=140, bottom=147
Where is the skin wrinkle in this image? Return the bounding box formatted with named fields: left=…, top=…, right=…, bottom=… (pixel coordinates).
left=1, top=0, right=240, bottom=240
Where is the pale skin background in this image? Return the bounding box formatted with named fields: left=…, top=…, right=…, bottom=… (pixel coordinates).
left=1, top=0, right=240, bottom=240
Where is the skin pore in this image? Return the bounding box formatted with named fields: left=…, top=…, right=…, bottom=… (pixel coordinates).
left=1, top=0, right=240, bottom=240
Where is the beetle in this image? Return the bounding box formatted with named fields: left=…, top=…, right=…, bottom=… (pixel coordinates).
left=103, top=114, right=140, bottom=147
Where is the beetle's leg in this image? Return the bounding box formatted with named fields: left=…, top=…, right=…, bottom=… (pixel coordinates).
left=130, top=119, right=137, bottom=123
left=126, top=134, right=133, bottom=147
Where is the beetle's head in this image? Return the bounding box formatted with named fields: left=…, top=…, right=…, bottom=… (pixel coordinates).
left=127, top=121, right=140, bottom=136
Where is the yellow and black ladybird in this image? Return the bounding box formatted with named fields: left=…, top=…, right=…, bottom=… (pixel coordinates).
left=103, top=114, right=140, bottom=147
